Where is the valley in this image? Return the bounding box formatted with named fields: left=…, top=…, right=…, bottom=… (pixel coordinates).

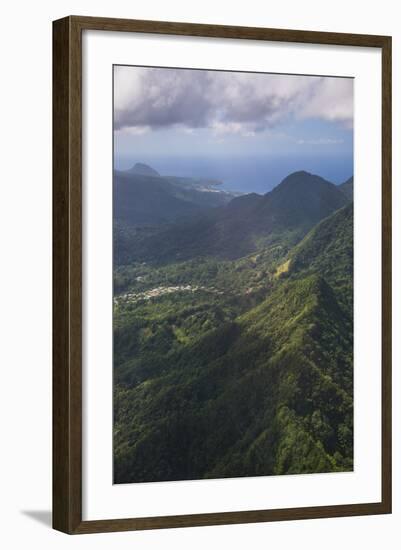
left=113, top=164, right=354, bottom=483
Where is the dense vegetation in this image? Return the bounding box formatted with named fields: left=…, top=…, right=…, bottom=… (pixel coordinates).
left=338, top=176, right=354, bottom=200
left=113, top=168, right=354, bottom=483
left=114, top=163, right=235, bottom=227
left=115, top=171, right=348, bottom=264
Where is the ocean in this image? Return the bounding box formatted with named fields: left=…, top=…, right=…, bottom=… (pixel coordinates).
left=114, top=154, right=353, bottom=195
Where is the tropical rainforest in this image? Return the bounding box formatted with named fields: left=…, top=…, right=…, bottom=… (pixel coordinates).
left=113, top=163, right=354, bottom=483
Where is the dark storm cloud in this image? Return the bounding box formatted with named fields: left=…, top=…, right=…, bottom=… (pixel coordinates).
left=114, top=66, right=353, bottom=134
left=114, top=69, right=214, bottom=130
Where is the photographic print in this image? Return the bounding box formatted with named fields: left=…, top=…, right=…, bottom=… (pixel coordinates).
left=112, top=65, right=354, bottom=484
left=53, top=17, right=391, bottom=533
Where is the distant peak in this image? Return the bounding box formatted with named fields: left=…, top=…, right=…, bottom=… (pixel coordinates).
left=342, top=176, right=353, bottom=185
left=290, top=170, right=312, bottom=177
left=281, top=170, right=316, bottom=182
left=127, top=163, right=160, bottom=177
left=273, top=171, right=334, bottom=193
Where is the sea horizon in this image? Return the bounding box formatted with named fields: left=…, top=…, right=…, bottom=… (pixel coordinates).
left=114, top=154, right=353, bottom=194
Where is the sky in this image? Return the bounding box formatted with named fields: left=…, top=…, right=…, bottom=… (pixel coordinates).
left=113, top=65, right=353, bottom=192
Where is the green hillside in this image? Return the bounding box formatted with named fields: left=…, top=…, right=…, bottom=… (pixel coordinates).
left=120, top=171, right=349, bottom=264
left=338, top=176, right=354, bottom=200
left=289, top=202, right=353, bottom=304
left=113, top=199, right=353, bottom=483
left=114, top=163, right=235, bottom=227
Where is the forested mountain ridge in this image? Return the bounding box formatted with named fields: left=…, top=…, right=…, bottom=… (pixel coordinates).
left=128, top=162, right=161, bottom=177
left=116, top=170, right=349, bottom=264
left=114, top=163, right=235, bottom=227
left=338, top=176, right=353, bottom=200
left=113, top=194, right=354, bottom=483
left=288, top=202, right=353, bottom=304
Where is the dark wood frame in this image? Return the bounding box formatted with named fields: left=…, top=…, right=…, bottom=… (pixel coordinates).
left=53, top=15, right=392, bottom=534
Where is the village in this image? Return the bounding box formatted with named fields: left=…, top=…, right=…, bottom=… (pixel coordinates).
left=114, top=284, right=222, bottom=306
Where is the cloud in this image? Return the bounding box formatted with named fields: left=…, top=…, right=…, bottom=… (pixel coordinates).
left=297, top=138, right=345, bottom=145
left=299, top=78, right=353, bottom=127
left=211, top=121, right=256, bottom=136
left=114, top=66, right=353, bottom=134
left=121, top=125, right=150, bottom=136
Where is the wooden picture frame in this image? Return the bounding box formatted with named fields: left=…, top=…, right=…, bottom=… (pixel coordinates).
left=53, top=15, right=392, bottom=534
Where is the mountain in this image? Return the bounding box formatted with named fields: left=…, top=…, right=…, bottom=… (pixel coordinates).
left=114, top=164, right=235, bottom=227
left=113, top=201, right=353, bottom=483
left=122, top=171, right=349, bottom=264
left=338, top=176, right=353, bottom=200
left=127, top=162, right=160, bottom=177
left=114, top=171, right=201, bottom=226
left=262, top=171, right=349, bottom=226
left=288, top=202, right=353, bottom=304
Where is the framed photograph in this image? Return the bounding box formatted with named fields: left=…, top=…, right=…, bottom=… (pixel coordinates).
left=53, top=16, right=392, bottom=534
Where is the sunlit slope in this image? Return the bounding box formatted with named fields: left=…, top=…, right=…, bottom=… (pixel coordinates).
left=114, top=204, right=353, bottom=482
